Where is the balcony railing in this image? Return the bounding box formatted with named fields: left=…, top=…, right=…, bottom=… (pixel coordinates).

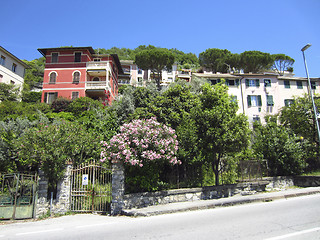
left=86, top=61, right=109, bottom=69
left=86, top=81, right=108, bottom=89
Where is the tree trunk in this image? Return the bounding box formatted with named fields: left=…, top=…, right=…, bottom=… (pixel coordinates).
left=212, top=160, right=220, bottom=186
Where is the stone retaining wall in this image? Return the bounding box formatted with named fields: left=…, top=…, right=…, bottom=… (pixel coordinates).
left=122, top=176, right=320, bottom=210
left=123, top=181, right=270, bottom=209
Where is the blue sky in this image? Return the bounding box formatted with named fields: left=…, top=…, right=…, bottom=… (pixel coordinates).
left=2, top=0, right=320, bottom=77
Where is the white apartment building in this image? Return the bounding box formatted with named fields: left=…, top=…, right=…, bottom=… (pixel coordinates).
left=192, top=72, right=320, bottom=124
left=0, top=46, right=30, bottom=91
left=119, top=60, right=180, bottom=88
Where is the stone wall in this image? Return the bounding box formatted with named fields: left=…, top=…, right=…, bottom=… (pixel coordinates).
left=35, top=165, right=72, bottom=218
left=294, top=176, right=320, bottom=187
left=123, top=181, right=270, bottom=209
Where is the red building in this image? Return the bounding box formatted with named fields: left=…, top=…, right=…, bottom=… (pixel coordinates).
left=38, top=47, right=123, bottom=105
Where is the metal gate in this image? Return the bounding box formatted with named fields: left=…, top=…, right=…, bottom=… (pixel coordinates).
left=70, top=162, right=112, bottom=214
left=0, top=173, right=37, bottom=220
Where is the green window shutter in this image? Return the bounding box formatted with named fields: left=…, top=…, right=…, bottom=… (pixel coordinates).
left=258, top=95, right=262, bottom=106
left=245, top=79, right=249, bottom=87
left=247, top=95, right=252, bottom=107
left=235, top=79, right=240, bottom=86
left=255, top=79, right=260, bottom=87
left=44, top=92, right=48, bottom=103
left=267, top=95, right=274, bottom=106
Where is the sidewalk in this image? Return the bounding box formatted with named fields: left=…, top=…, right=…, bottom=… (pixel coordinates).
left=122, top=186, right=320, bottom=217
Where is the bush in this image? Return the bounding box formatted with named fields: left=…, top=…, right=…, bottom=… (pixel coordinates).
left=21, top=91, right=42, bottom=103
left=51, top=97, right=72, bottom=112
left=67, top=97, right=104, bottom=117
left=101, top=118, right=180, bottom=192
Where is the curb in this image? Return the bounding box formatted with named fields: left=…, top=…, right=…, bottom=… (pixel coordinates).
left=122, top=188, right=320, bottom=217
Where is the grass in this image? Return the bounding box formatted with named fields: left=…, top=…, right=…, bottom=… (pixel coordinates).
left=302, top=171, right=320, bottom=176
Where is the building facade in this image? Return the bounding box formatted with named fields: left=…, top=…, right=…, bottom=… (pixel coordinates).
left=0, top=46, right=30, bottom=91
left=38, top=47, right=123, bottom=104
left=192, top=72, right=320, bottom=124
left=118, top=60, right=180, bottom=88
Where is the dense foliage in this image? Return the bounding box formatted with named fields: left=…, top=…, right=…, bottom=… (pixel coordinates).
left=253, top=117, right=306, bottom=176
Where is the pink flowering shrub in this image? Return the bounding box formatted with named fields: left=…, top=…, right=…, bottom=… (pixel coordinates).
left=100, top=118, right=180, bottom=167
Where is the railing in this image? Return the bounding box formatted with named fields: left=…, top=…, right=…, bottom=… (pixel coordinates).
left=86, top=81, right=108, bottom=89
left=86, top=61, right=109, bottom=69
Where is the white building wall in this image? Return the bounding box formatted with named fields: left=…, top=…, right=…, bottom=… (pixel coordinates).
left=0, top=47, right=28, bottom=91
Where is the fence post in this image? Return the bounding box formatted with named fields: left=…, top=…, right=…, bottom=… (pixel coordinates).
left=36, top=169, right=49, bottom=218
left=111, top=160, right=125, bottom=215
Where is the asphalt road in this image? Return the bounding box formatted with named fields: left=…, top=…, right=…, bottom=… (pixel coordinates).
left=1, top=194, right=320, bottom=240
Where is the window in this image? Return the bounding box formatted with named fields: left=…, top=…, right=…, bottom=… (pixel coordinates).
left=296, top=81, right=303, bottom=89
left=0, top=74, right=3, bottom=79
left=73, top=71, right=80, bottom=83
left=209, top=79, right=221, bottom=85
left=231, top=95, right=237, bottom=103
left=51, top=53, right=58, bottom=63
left=49, top=72, right=57, bottom=84
left=10, top=80, right=15, bottom=84
left=311, top=81, right=316, bottom=90
left=93, top=77, right=99, bottom=81
left=72, top=92, right=79, bottom=100
left=247, top=95, right=262, bottom=107
left=284, top=80, right=290, bottom=88
left=227, top=79, right=235, bottom=86
left=138, top=69, right=142, bottom=74
left=44, top=92, right=58, bottom=104
left=0, top=56, right=5, bottom=66
left=284, top=99, right=294, bottom=107
left=264, top=79, right=271, bottom=87
left=74, top=52, right=82, bottom=62
left=253, top=115, right=261, bottom=123
left=266, top=95, right=274, bottom=106
left=245, top=79, right=260, bottom=87
left=12, top=63, right=17, bottom=72
left=93, top=58, right=101, bottom=62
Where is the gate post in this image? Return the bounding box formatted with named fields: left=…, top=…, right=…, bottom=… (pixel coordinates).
left=111, top=160, right=124, bottom=215
left=56, top=164, right=72, bottom=214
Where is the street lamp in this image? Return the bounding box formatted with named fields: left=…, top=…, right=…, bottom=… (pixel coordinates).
left=301, top=43, right=320, bottom=144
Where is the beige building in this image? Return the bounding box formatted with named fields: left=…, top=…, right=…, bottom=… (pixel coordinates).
left=0, top=46, right=30, bottom=91
left=192, top=72, right=320, bottom=124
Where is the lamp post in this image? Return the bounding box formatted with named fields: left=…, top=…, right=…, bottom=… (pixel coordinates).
left=301, top=43, right=320, bottom=144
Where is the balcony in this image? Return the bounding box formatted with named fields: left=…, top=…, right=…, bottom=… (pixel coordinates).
left=86, top=81, right=108, bottom=89
left=87, top=61, right=109, bottom=77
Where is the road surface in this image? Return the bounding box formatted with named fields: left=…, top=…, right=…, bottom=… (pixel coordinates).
left=1, top=194, right=320, bottom=239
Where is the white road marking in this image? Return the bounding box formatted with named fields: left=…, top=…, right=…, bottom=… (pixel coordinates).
left=75, top=222, right=118, bottom=229
left=265, top=227, right=320, bottom=240
left=16, top=228, right=64, bottom=236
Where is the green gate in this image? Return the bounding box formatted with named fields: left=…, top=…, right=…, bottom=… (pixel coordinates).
left=70, top=162, right=112, bottom=214
left=0, top=173, right=37, bottom=220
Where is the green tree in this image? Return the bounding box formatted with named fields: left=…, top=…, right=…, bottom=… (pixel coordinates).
left=0, top=118, right=38, bottom=172
left=16, top=121, right=104, bottom=197
left=135, top=48, right=175, bottom=90
left=22, top=57, right=45, bottom=89
left=0, top=83, right=20, bottom=101
left=279, top=95, right=320, bottom=169
left=252, top=117, right=306, bottom=176
left=192, top=83, right=250, bottom=185
left=240, top=51, right=274, bottom=73
left=0, top=101, right=51, bottom=121
left=199, top=48, right=232, bottom=73
left=272, top=54, right=295, bottom=75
